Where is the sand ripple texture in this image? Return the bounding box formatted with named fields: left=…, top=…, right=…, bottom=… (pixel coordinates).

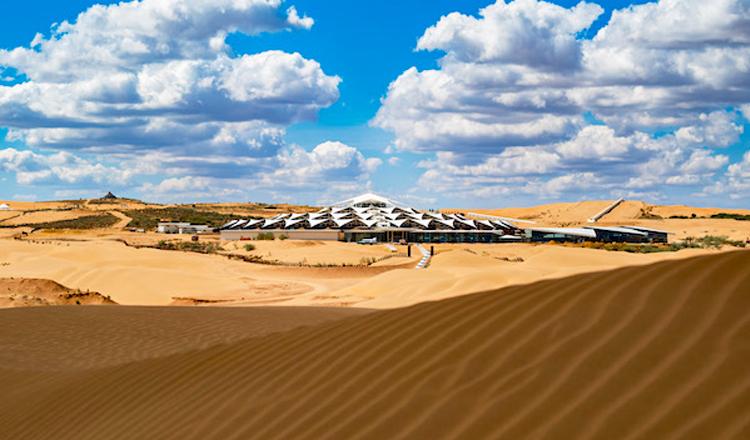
left=1, top=250, right=750, bottom=440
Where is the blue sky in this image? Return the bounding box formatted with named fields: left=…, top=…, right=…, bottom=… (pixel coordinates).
left=0, top=0, right=748, bottom=208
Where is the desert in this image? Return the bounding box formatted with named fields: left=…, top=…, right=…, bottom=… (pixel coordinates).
left=2, top=0, right=750, bottom=438
left=1, top=195, right=750, bottom=439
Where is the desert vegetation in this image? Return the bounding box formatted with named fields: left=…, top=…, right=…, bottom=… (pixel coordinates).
left=123, top=207, right=260, bottom=229
left=570, top=235, right=746, bottom=253
left=0, top=214, right=120, bottom=230
left=155, top=240, right=225, bottom=254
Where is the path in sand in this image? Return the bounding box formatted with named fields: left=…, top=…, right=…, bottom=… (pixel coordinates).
left=107, top=210, right=132, bottom=229
left=1, top=251, right=748, bottom=439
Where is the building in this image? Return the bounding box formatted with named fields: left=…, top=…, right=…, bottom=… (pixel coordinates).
left=527, top=225, right=672, bottom=243
left=157, top=222, right=212, bottom=234
left=220, top=193, right=524, bottom=243
left=0, top=203, right=11, bottom=211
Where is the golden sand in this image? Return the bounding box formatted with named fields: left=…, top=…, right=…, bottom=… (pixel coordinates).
left=1, top=251, right=748, bottom=439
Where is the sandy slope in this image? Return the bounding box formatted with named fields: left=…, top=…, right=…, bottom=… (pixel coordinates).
left=472, top=200, right=750, bottom=224
left=0, top=237, right=736, bottom=308
left=0, top=306, right=369, bottom=371
left=333, top=244, right=717, bottom=309
left=0, top=278, right=115, bottom=308
left=222, top=239, right=409, bottom=265
left=0, top=209, right=95, bottom=226
left=1, top=250, right=748, bottom=439
left=0, top=238, right=413, bottom=307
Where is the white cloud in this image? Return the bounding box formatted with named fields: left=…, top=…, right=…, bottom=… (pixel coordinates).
left=555, top=125, right=633, bottom=161
left=375, top=0, right=749, bottom=202
left=0, top=0, right=313, bottom=81
left=375, top=0, right=749, bottom=153
left=0, top=147, right=133, bottom=186
left=417, top=0, right=603, bottom=69
left=703, top=149, right=750, bottom=199
left=0, top=0, right=340, bottom=192
left=263, top=141, right=382, bottom=188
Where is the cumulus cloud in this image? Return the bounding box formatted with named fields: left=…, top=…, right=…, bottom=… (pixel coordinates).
left=703, top=150, right=750, bottom=199
left=415, top=111, right=739, bottom=200
left=0, top=147, right=132, bottom=186
left=0, top=0, right=342, bottom=194
left=417, top=0, right=603, bottom=69
left=375, top=0, right=749, bottom=202
left=262, top=141, right=382, bottom=188
left=1, top=0, right=313, bottom=81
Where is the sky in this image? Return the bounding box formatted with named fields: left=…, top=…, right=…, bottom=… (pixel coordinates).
left=0, top=0, right=748, bottom=208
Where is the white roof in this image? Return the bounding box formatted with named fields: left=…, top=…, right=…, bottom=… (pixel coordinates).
left=389, top=219, right=407, bottom=228
left=263, top=218, right=284, bottom=228
left=456, top=218, right=476, bottom=228
left=434, top=218, right=455, bottom=229
left=242, top=219, right=263, bottom=229
left=622, top=225, right=674, bottom=234
left=221, top=219, right=240, bottom=229
left=529, top=227, right=598, bottom=238
left=334, top=218, right=354, bottom=228
left=585, top=226, right=648, bottom=236
left=230, top=220, right=249, bottom=229
left=498, top=235, right=523, bottom=240
left=308, top=218, right=330, bottom=228
left=412, top=218, right=433, bottom=229
left=0, top=203, right=10, bottom=210
left=475, top=220, right=495, bottom=229
left=284, top=218, right=305, bottom=228
left=329, top=192, right=411, bottom=209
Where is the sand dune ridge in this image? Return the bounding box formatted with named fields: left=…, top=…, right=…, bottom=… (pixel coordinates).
left=1, top=251, right=749, bottom=439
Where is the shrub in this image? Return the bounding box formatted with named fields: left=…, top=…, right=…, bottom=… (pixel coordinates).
left=711, top=213, right=750, bottom=221
left=693, top=235, right=744, bottom=248
left=279, top=234, right=288, bottom=240
left=123, top=207, right=261, bottom=229
left=1, top=214, right=120, bottom=230
left=255, top=232, right=275, bottom=241
left=155, top=240, right=224, bottom=254
left=244, top=243, right=256, bottom=251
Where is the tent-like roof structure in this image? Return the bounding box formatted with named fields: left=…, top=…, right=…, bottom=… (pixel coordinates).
left=329, top=193, right=412, bottom=209
left=220, top=193, right=522, bottom=234
left=0, top=203, right=11, bottom=211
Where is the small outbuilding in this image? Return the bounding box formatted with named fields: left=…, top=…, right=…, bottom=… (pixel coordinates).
left=0, top=203, right=11, bottom=211
left=157, top=222, right=212, bottom=234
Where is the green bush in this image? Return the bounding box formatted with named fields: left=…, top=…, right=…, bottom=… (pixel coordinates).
left=255, top=232, right=275, bottom=241
left=711, top=213, right=750, bottom=221
left=279, top=234, right=288, bottom=240
left=155, top=240, right=224, bottom=254
left=1, top=214, right=120, bottom=230
left=244, top=243, right=256, bottom=251
left=693, top=235, right=744, bottom=248
left=123, top=207, right=260, bottom=229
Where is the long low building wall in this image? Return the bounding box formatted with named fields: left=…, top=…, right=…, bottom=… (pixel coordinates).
left=220, top=229, right=341, bottom=241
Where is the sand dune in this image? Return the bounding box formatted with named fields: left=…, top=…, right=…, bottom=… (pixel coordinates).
left=0, top=209, right=94, bottom=226
left=1, top=250, right=748, bottom=439
left=0, top=306, right=368, bottom=371
left=0, top=278, right=115, bottom=308
left=472, top=200, right=750, bottom=227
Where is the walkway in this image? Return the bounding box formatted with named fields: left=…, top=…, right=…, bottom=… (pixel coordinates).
left=415, top=244, right=432, bottom=269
